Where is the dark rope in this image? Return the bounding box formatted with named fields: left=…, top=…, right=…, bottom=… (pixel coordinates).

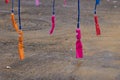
left=18, top=0, right=22, bottom=30
left=94, top=0, right=100, bottom=14
left=77, top=0, right=80, bottom=28
left=52, top=0, right=55, bottom=15
left=12, top=0, right=14, bottom=12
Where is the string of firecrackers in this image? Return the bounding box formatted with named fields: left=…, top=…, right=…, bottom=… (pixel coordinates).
left=10, top=0, right=25, bottom=60
left=94, top=0, right=101, bottom=36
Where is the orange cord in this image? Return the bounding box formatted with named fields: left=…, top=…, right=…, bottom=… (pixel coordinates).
left=18, top=30, right=24, bottom=60
left=11, top=13, right=19, bottom=33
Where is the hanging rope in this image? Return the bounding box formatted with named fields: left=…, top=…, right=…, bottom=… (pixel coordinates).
left=76, top=0, right=83, bottom=58
left=18, top=0, right=25, bottom=60
left=11, top=0, right=19, bottom=33
left=94, top=0, right=101, bottom=35
left=49, top=0, right=56, bottom=35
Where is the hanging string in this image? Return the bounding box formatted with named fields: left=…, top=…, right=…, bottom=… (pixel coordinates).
left=18, top=0, right=25, bottom=60
left=94, top=4, right=97, bottom=14
left=77, top=0, right=80, bottom=28
left=49, top=0, right=56, bottom=35
left=11, top=0, right=19, bottom=33
left=52, top=0, right=55, bottom=15
left=11, top=0, right=14, bottom=13
left=18, top=0, right=22, bottom=30
left=76, top=0, right=83, bottom=58
left=94, top=0, right=101, bottom=35
left=94, top=0, right=100, bottom=14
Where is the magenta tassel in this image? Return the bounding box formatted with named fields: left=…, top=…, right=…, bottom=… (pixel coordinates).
left=76, top=28, right=83, bottom=58
left=35, top=0, right=40, bottom=6
left=5, top=0, right=9, bottom=4
left=63, top=0, right=67, bottom=7
left=49, top=15, right=55, bottom=35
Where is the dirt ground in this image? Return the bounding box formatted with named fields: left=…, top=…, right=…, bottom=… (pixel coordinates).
left=0, top=0, right=120, bottom=80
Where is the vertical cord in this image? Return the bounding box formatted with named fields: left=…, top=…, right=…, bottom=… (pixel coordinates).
left=94, top=4, right=97, bottom=14
left=18, top=0, right=22, bottom=30
left=12, top=0, right=14, bottom=12
left=18, top=0, right=24, bottom=60
left=94, top=0, right=100, bottom=14
left=52, top=0, right=55, bottom=15
left=77, top=0, right=80, bottom=28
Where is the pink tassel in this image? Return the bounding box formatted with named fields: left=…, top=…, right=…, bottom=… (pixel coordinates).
left=94, top=15, right=101, bottom=35
left=49, top=15, right=55, bottom=35
left=63, top=0, right=67, bottom=7
left=35, top=0, right=40, bottom=6
left=76, top=28, right=83, bottom=58
left=5, top=0, right=9, bottom=4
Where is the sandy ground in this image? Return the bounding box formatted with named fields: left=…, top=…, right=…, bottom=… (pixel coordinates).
left=0, top=0, right=120, bottom=80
